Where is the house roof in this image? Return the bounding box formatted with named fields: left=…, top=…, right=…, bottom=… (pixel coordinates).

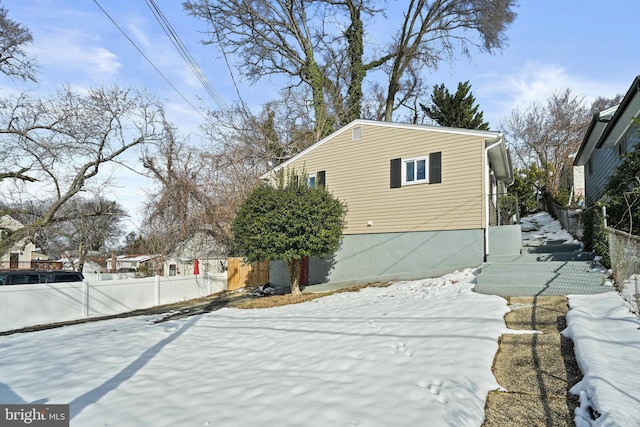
left=574, top=75, right=640, bottom=166
left=113, top=254, right=162, bottom=263
left=264, top=119, right=512, bottom=182
left=595, top=75, right=640, bottom=149
left=574, top=106, right=619, bottom=166
left=0, top=215, right=25, bottom=231
left=167, top=232, right=227, bottom=261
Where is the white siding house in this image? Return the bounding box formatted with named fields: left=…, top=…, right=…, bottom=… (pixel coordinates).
left=0, top=215, right=36, bottom=269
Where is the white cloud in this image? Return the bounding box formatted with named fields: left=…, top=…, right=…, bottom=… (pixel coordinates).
left=31, top=30, right=123, bottom=80
left=127, top=20, right=151, bottom=50
left=503, top=62, right=621, bottom=106
left=474, top=61, right=626, bottom=128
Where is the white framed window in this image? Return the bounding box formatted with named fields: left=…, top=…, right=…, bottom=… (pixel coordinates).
left=308, top=174, right=316, bottom=188
left=352, top=127, right=361, bottom=141
left=390, top=152, right=440, bottom=189
left=403, top=156, right=428, bottom=184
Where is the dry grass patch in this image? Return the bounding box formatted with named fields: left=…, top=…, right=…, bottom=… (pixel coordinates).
left=235, top=281, right=392, bottom=309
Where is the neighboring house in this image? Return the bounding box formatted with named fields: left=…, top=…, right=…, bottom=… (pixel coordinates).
left=164, top=232, right=227, bottom=277
left=106, top=254, right=163, bottom=274
left=574, top=76, right=640, bottom=206
left=0, top=215, right=36, bottom=270
left=82, top=258, right=106, bottom=274
left=263, top=119, right=516, bottom=287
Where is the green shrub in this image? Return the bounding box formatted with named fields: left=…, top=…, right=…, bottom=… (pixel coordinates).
left=232, top=168, right=347, bottom=295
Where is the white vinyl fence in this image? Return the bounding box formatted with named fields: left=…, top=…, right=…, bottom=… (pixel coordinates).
left=0, top=274, right=226, bottom=333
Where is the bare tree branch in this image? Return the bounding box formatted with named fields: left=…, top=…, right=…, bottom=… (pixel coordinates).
left=0, top=5, right=37, bottom=81
left=0, top=85, right=164, bottom=257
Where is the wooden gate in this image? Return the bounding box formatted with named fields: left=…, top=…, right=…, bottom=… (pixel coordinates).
left=227, top=258, right=270, bottom=291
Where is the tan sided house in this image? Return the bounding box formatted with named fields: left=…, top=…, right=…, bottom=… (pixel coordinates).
left=264, top=120, right=517, bottom=288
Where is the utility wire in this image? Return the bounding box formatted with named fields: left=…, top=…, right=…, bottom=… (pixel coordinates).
left=204, top=6, right=248, bottom=113
left=93, top=0, right=208, bottom=121
left=145, top=0, right=228, bottom=112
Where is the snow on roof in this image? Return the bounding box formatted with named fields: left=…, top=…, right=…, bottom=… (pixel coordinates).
left=115, top=254, right=162, bottom=262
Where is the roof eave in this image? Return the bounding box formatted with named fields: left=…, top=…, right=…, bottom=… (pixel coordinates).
left=595, top=75, right=640, bottom=149
left=486, top=135, right=514, bottom=185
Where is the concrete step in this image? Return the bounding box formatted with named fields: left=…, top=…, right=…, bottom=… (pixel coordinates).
left=474, top=282, right=614, bottom=296
left=522, top=239, right=577, bottom=247
left=480, top=261, right=601, bottom=274
left=487, top=252, right=596, bottom=263
left=474, top=271, right=612, bottom=296
left=521, top=243, right=583, bottom=254
left=477, top=271, right=605, bottom=286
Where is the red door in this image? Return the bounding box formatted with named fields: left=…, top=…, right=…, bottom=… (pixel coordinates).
left=299, top=256, right=309, bottom=287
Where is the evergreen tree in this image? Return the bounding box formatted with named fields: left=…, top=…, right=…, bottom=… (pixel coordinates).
left=421, top=81, right=490, bottom=130
left=232, top=169, right=347, bottom=295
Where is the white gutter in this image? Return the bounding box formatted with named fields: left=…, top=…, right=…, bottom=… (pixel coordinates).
left=483, top=138, right=504, bottom=258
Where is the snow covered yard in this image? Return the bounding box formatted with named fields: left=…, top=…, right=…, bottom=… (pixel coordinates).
left=564, top=293, right=640, bottom=427
left=0, top=271, right=509, bottom=426
left=1, top=212, right=639, bottom=426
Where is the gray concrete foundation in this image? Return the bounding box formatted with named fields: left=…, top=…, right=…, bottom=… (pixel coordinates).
left=270, top=229, right=485, bottom=288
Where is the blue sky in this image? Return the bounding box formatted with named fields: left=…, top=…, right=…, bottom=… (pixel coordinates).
left=2, top=0, right=639, bottom=232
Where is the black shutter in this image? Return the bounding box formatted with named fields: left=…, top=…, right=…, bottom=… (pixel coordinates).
left=390, top=158, right=402, bottom=188
left=429, top=152, right=442, bottom=184
left=317, top=170, right=326, bottom=188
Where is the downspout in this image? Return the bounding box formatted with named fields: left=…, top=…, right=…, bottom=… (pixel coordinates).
left=484, top=138, right=503, bottom=259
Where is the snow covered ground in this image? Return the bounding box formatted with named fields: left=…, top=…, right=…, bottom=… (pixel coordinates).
left=0, top=212, right=638, bottom=426
left=564, top=293, right=640, bottom=427
left=1, top=271, right=509, bottom=426
left=520, top=211, right=582, bottom=245
left=522, top=212, right=640, bottom=427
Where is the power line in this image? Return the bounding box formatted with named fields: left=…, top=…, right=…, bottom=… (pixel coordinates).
left=92, top=0, right=208, bottom=121
left=145, top=0, right=230, bottom=113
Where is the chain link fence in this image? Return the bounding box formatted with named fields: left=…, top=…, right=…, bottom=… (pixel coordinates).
left=608, top=228, right=640, bottom=313
left=545, top=195, right=584, bottom=239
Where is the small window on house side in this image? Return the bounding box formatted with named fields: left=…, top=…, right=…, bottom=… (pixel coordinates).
left=308, top=175, right=316, bottom=188
left=403, top=156, right=428, bottom=185
left=352, top=127, right=361, bottom=141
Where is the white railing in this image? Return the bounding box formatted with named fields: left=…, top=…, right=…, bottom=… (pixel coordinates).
left=0, top=274, right=227, bottom=333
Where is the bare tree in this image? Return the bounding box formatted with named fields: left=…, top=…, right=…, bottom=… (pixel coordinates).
left=140, top=124, right=221, bottom=256
left=382, top=0, right=515, bottom=120
left=184, top=0, right=340, bottom=138
left=184, top=0, right=516, bottom=131
left=2, top=197, right=125, bottom=263
left=0, top=4, right=37, bottom=81
left=56, top=198, right=127, bottom=272
left=0, top=85, right=166, bottom=256
left=140, top=93, right=319, bottom=256
left=502, top=89, right=590, bottom=198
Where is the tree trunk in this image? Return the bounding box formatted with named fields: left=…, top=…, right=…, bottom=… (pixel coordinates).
left=288, top=258, right=302, bottom=296
left=77, top=241, right=85, bottom=273
left=344, top=3, right=364, bottom=123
